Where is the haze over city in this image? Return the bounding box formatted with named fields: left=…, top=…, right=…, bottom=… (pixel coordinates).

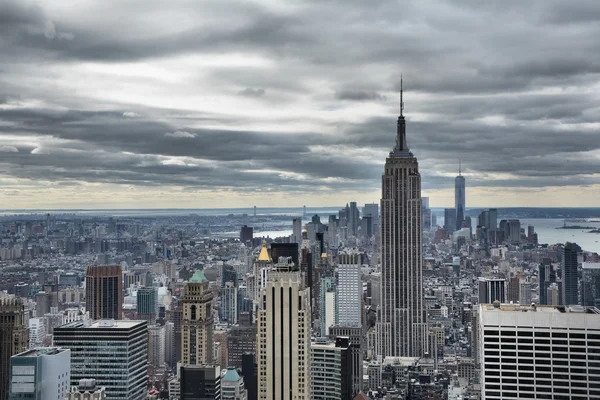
left=1, top=0, right=599, bottom=209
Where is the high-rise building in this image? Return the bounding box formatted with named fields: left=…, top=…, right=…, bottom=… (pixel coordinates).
left=221, top=367, right=248, bottom=400
left=478, top=303, right=600, bottom=399
left=85, top=265, right=123, bottom=320
left=227, top=313, right=256, bottom=368
left=53, top=320, right=147, bottom=400
left=257, top=257, right=311, bottom=399
left=328, top=326, right=362, bottom=397
left=220, top=281, right=238, bottom=324
left=292, top=218, right=302, bottom=245
left=348, top=202, right=360, bottom=236
left=310, top=337, right=353, bottom=400
left=270, top=243, right=299, bottom=270
left=519, top=281, right=532, bottom=305
left=148, top=323, right=166, bottom=368
left=241, top=354, right=257, bottom=400
left=181, top=269, right=214, bottom=365
left=478, top=278, right=506, bottom=303
left=136, top=287, right=158, bottom=322
left=562, top=242, right=581, bottom=306
left=582, top=262, right=600, bottom=307
left=362, top=203, right=379, bottom=236
left=1, top=296, right=29, bottom=400
left=547, top=283, right=560, bottom=305
left=455, top=163, right=466, bottom=231
left=240, top=225, right=253, bottom=244
left=319, top=276, right=336, bottom=338
left=64, top=379, right=107, bottom=400
left=506, top=274, right=520, bottom=303
left=180, top=365, right=221, bottom=400
left=337, top=253, right=362, bottom=327
left=377, top=84, right=427, bottom=358
left=444, top=208, right=457, bottom=234
left=8, top=347, right=70, bottom=400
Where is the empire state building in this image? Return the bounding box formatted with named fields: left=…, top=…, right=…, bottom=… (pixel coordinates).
left=377, top=82, right=427, bottom=357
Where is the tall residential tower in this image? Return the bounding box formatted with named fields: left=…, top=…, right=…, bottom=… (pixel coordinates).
left=377, top=82, right=427, bottom=357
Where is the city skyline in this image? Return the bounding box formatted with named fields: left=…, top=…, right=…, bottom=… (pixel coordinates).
left=1, top=0, right=599, bottom=209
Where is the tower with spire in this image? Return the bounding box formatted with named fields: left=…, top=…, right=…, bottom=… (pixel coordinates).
left=455, top=160, right=466, bottom=231
left=377, top=80, right=428, bottom=358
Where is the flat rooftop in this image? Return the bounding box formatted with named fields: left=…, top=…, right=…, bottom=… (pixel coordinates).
left=481, top=303, right=600, bottom=314
left=15, top=347, right=68, bottom=357
left=59, top=319, right=146, bottom=329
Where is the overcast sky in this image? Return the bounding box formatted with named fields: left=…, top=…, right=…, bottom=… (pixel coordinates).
left=0, top=0, right=599, bottom=209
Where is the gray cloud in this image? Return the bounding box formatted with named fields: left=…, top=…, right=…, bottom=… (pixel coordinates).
left=0, top=0, right=599, bottom=206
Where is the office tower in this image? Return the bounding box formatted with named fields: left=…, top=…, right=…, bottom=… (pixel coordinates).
left=65, top=379, right=107, bottom=399
left=53, top=320, right=147, bottom=400
left=361, top=215, right=373, bottom=238
left=327, top=215, right=338, bottom=249
left=319, top=276, right=336, bottom=337
left=241, top=354, right=257, bottom=400
left=347, top=202, right=360, bottom=236
left=251, top=242, right=273, bottom=318
left=136, top=287, right=158, bottom=322
left=8, top=348, right=70, bottom=400
left=310, top=337, right=352, bottom=400
left=538, top=264, right=556, bottom=305
left=148, top=324, right=166, bottom=368
left=257, top=257, right=311, bottom=399
left=562, top=242, right=581, bottom=306
left=582, top=262, right=600, bottom=307
left=519, top=281, right=532, bottom=305
left=220, top=281, right=238, bottom=324
left=180, top=365, right=221, bottom=400
left=240, top=225, right=253, bottom=244
left=1, top=296, right=29, bottom=400
left=377, top=84, right=427, bottom=358
left=506, top=274, right=520, bottom=303
left=478, top=278, right=506, bottom=303
left=292, top=218, right=302, bottom=245
left=363, top=203, right=379, bottom=235
left=327, top=326, right=362, bottom=396
left=227, top=313, right=256, bottom=368
left=421, top=197, right=431, bottom=232
left=222, top=367, right=248, bottom=400
left=444, top=208, right=456, bottom=233
left=337, top=253, right=362, bottom=327
left=455, top=162, right=466, bottom=231
left=181, top=269, right=214, bottom=365
left=547, top=283, right=559, bottom=305
left=270, top=243, right=299, bottom=269
left=478, top=303, right=600, bottom=399
left=85, top=265, right=123, bottom=320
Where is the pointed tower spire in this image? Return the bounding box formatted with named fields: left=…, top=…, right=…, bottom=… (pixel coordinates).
left=394, top=75, right=409, bottom=153
left=459, top=159, right=462, bottom=176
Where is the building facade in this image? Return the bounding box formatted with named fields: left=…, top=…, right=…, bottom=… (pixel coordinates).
left=337, top=253, right=362, bottom=327
left=180, top=365, right=221, bottom=400
left=377, top=86, right=427, bottom=358
left=181, top=269, right=214, bottom=365
left=479, top=303, right=600, bottom=399
left=85, top=265, right=123, bottom=320
left=8, top=347, right=70, bottom=400
left=310, top=338, right=352, bottom=400
left=455, top=167, right=465, bottom=231
left=1, top=296, right=29, bottom=400
left=562, top=242, right=580, bottom=305
left=257, top=258, right=311, bottom=399
left=53, top=320, right=147, bottom=400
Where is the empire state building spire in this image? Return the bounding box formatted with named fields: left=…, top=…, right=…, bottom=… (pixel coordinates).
left=394, top=76, right=410, bottom=154
left=377, top=80, right=427, bottom=358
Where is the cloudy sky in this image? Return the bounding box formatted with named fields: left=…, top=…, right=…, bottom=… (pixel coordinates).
left=0, top=0, right=599, bottom=209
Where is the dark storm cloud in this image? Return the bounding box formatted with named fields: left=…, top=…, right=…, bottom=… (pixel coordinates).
left=335, top=90, right=386, bottom=102
left=0, top=0, right=599, bottom=199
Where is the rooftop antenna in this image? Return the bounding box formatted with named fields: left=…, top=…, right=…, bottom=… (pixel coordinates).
left=400, top=74, right=404, bottom=116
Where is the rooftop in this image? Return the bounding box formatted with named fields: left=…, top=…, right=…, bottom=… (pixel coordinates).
left=481, top=303, right=600, bottom=314
left=14, top=347, right=68, bottom=357
left=59, top=319, right=146, bottom=329
left=189, top=268, right=207, bottom=283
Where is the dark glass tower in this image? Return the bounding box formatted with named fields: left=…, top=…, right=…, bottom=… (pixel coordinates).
left=85, top=265, right=123, bottom=320
left=561, top=242, right=581, bottom=306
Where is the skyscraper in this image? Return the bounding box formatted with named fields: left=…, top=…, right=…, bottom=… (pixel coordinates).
left=180, top=365, right=221, bottom=400
left=337, top=252, right=362, bottom=327
left=562, top=242, right=581, bottom=306
left=53, top=320, right=147, bottom=400
left=455, top=162, right=466, bottom=231
left=136, top=286, right=158, bottom=322
left=478, top=278, right=506, bottom=303
left=257, top=257, right=311, bottom=399
left=444, top=208, right=457, bottom=233
left=85, top=265, right=123, bottom=320
left=240, top=225, right=253, bottom=244
left=181, top=269, right=214, bottom=365
left=292, top=218, right=302, bottom=245
left=377, top=83, right=427, bottom=358
left=310, top=337, right=353, bottom=400
left=8, top=348, right=71, bottom=400
left=0, top=296, right=29, bottom=400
